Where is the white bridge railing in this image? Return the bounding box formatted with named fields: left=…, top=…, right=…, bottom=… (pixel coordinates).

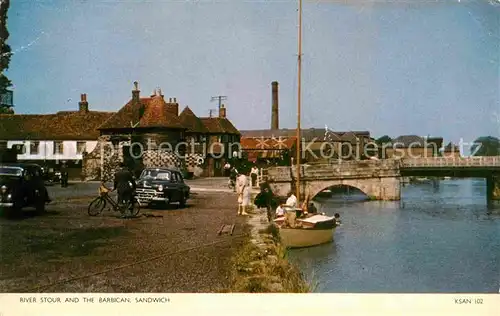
left=400, top=156, right=500, bottom=168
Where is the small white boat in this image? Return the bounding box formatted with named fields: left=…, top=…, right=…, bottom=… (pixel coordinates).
left=274, top=210, right=336, bottom=248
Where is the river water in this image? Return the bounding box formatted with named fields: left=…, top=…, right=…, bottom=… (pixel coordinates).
left=287, top=179, right=500, bottom=293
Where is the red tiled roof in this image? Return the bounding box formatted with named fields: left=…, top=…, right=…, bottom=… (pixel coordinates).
left=98, top=96, right=184, bottom=130
left=0, top=111, right=114, bottom=140
left=240, top=137, right=296, bottom=150
left=179, top=106, right=209, bottom=133
left=200, top=117, right=240, bottom=135
left=240, top=129, right=370, bottom=142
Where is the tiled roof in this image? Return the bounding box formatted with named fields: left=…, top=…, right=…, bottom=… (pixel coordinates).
left=179, top=106, right=209, bottom=133
left=389, top=135, right=443, bottom=148
left=339, top=131, right=359, bottom=143
left=240, top=129, right=370, bottom=142
left=98, top=96, right=184, bottom=130
left=200, top=117, right=240, bottom=135
left=0, top=111, right=114, bottom=140
left=240, top=137, right=296, bottom=150
left=389, top=135, right=425, bottom=147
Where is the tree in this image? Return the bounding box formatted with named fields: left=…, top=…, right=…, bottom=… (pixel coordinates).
left=0, top=0, right=12, bottom=114
left=471, top=136, right=500, bottom=156
left=375, top=135, right=392, bottom=145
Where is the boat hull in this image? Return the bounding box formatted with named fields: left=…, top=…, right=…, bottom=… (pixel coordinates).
left=279, top=227, right=335, bottom=249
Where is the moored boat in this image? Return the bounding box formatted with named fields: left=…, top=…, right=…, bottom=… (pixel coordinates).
left=274, top=209, right=336, bottom=248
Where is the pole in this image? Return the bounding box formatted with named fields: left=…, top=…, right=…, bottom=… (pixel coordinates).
left=296, top=0, right=302, bottom=205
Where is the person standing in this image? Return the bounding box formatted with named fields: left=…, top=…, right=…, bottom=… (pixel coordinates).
left=229, top=167, right=238, bottom=192
left=60, top=161, right=69, bottom=187
left=250, top=165, right=259, bottom=187
left=241, top=176, right=252, bottom=216
left=236, top=173, right=249, bottom=215
left=113, top=162, right=136, bottom=218
left=286, top=191, right=297, bottom=208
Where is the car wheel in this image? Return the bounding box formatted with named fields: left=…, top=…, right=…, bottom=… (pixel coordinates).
left=179, top=195, right=186, bottom=208
left=4, top=205, right=21, bottom=219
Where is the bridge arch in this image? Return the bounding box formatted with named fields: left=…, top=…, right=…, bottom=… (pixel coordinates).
left=306, top=180, right=378, bottom=201
left=317, top=184, right=370, bottom=199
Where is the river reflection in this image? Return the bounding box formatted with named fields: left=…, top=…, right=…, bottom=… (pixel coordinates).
left=288, top=179, right=500, bottom=293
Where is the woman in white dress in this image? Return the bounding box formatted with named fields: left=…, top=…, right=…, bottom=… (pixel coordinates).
left=237, top=174, right=251, bottom=215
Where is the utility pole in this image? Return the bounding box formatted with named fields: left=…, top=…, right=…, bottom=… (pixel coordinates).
left=211, top=95, right=227, bottom=112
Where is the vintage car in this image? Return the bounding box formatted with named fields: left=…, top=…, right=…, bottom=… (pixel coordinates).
left=0, top=163, right=49, bottom=216
left=40, top=165, right=61, bottom=185
left=135, top=167, right=190, bottom=208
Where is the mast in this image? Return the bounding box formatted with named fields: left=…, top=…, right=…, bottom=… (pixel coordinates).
left=296, top=0, right=302, bottom=204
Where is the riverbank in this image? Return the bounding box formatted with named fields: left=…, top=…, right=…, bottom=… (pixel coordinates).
left=229, top=205, right=312, bottom=293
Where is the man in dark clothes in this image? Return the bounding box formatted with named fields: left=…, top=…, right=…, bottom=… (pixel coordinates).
left=60, top=161, right=69, bottom=187
left=254, top=181, right=278, bottom=222
left=113, top=162, right=136, bottom=218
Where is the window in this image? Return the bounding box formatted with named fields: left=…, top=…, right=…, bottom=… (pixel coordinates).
left=77, top=141, right=86, bottom=154
left=11, top=144, right=26, bottom=154
left=171, top=172, right=179, bottom=183
left=30, top=141, right=39, bottom=155
left=54, top=141, right=64, bottom=154
left=176, top=172, right=184, bottom=183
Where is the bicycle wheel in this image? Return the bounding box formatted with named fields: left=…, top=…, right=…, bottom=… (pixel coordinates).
left=88, top=197, right=106, bottom=216
left=129, top=198, right=140, bottom=217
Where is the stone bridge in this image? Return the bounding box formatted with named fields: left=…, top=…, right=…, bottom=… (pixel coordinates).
left=261, top=156, right=500, bottom=201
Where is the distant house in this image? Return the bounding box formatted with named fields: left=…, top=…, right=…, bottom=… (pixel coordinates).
left=384, top=135, right=443, bottom=159
left=442, top=142, right=461, bottom=158
left=0, top=94, right=113, bottom=177
left=239, top=128, right=371, bottom=164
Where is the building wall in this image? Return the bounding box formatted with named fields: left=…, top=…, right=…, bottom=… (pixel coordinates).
left=384, top=146, right=439, bottom=159
left=442, top=150, right=461, bottom=158
left=5, top=140, right=97, bottom=161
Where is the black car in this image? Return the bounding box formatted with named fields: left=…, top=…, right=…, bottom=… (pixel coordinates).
left=40, top=166, right=61, bottom=185
left=0, top=163, right=50, bottom=216
left=135, top=167, right=190, bottom=208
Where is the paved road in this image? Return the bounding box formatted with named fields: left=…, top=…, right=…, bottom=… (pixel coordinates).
left=47, top=177, right=236, bottom=201
left=0, top=190, right=247, bottom=292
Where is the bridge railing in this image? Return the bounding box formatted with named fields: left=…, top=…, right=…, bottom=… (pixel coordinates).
left=400, top=156, right=500, bottom=168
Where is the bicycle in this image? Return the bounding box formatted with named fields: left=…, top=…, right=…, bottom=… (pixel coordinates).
left=228, top=178, right=235, bottom=191
left=88, top=184, right=140, bottom=217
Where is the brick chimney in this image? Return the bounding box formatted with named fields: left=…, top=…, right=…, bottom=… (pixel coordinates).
left=132, top=81, right=140, bottom=101
left=167, top=96, right=179, bottom=116
left=219, top=104, right=226, bottom=118
left=271, top=81, right=279, bottom=130
left=79, top=94, right=89, bottom=113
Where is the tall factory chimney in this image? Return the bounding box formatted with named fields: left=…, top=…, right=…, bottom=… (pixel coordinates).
left=271, top=81, right=279, bottom=130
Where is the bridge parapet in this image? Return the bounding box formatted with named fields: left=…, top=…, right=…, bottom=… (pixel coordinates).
left=262, top=159, right=401, bottom=183
left=401, top=156, right=500, bottom=168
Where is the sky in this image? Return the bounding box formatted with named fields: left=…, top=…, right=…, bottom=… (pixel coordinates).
left=5, top=0, right=500, bottom=146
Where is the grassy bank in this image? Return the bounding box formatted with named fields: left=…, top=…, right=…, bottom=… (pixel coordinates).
left=229, top=223, right=313, bottom=293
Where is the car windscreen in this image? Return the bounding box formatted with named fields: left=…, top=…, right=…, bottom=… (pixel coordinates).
left=0, top=167, right=23, bottom=176
left=140, top=169, right=171, bottom=180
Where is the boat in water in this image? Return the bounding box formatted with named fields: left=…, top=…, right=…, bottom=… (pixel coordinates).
left=273, top=207, right=337, bottom=248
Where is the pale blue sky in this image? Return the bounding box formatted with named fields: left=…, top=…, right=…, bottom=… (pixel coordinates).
left=5, top=0, right=500, bottom=145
